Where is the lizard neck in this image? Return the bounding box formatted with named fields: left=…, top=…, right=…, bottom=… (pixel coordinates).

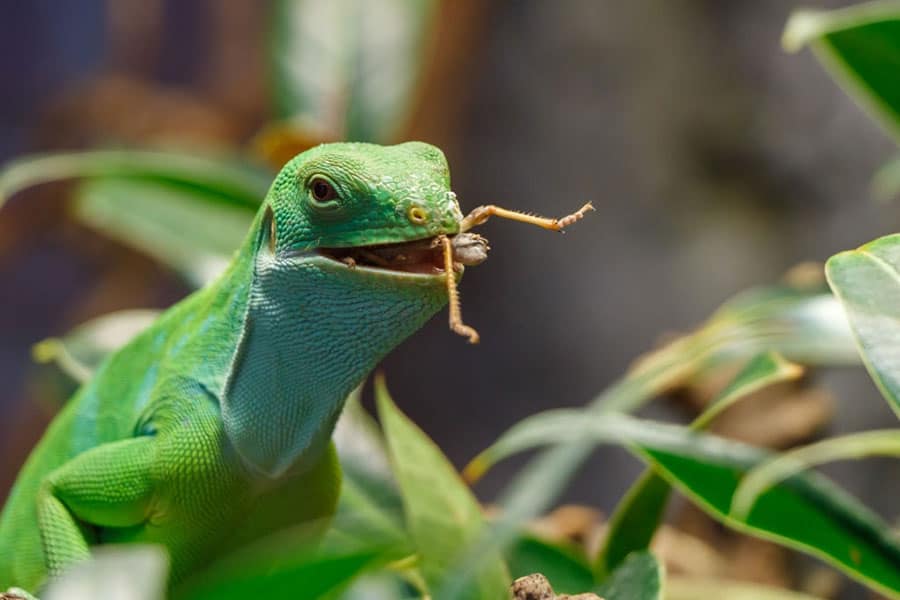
left=220, top=242, right=448, bottom=478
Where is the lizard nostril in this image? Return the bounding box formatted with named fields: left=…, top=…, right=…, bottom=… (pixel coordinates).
left=408, top=206, right=429, bottom=225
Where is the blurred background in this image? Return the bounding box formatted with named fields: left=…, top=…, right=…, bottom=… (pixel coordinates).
left=2, top=1, right=900, bottom=595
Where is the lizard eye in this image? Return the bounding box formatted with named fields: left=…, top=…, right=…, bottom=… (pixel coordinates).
left=309, top=176, right=339, bottom=204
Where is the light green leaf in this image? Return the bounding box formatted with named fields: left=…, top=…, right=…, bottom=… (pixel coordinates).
left=375, top=376, right=509, bottom=600
left=596, top=552, right=663, bottom=600
left=666, top=577, right=826, bottom=600
left=334, top=388, right=398, bottom=503
left=327, top=388, right=409, bottom=559
left=75, top=178, right=255, bottom=286
left=783, top=1, right=900, bottom=141
left=826, top=233, right=900, bottom=419
left=44, top=545, right=168, bottom=600
left=693, top=351, right=804, bottom=430
left=270, top=0, right=439, bottom=142
left=32, top=309, right=161, bottom=384
left=733, top=429, right=900, bottom=519
left=0, top=149, right=271, bottom=209
left=468, top=411, right=900, bottom=598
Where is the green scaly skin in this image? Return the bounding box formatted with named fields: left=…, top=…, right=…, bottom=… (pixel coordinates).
left=0, top=141, right=463, bottom=592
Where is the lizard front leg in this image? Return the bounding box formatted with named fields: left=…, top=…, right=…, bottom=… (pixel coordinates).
left=37, top=437, right=157, bottom=578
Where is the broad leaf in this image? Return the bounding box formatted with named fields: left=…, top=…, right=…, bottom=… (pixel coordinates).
left=327, top=388, right=409, bottom=559
left=375, top=377, right=509, bottom=600
left=596, top=352, right=803, bottom=576
left=826, top=233, right=900, bottom=418
left=468, top=411, right=900, bottom=598
left=75, top=177, right=255, bottom=286
left=596, top=552, right=663, bottom=600
left=270, top=0, right=439, bottom=142
left=456, top=281, right=857, bottom=590
left=0, top=149, right=271, bottom=209
left=176, top=545, right=382, bottom=600
left=783, top=2, right=900, bottom=141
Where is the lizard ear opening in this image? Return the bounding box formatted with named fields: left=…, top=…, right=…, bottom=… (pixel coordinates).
left=260, top=204, right=277, bottom=254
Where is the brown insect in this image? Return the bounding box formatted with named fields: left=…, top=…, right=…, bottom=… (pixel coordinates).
left=440, top=202, right=594, bottom=344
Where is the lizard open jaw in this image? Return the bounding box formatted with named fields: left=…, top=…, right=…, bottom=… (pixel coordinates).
left=316, top=233, right=490, bottom=277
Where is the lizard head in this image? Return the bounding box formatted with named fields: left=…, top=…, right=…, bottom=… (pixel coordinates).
left=227, top=142, right=467, bottom=477
left=260, top=141, right=465, bottom=281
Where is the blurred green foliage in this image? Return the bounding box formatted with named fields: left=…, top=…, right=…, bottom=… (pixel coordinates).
left=7, top=1, right=900, bottom=599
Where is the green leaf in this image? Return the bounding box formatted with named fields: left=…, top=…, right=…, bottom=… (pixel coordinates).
left=454, top=282, right=856, bottom=592
left=468, top=411, right=900, bottom=598
left=0, top=149, right=271, bottom=209
left=323, top=476, right=411, bottom=560
left=666, top=577, right=827, bottom=600
left=595, top=352, right=802, bottom=577
left=375, top=376, right=510, bottom=600
left=505, top=536, right=595, bottom=595
left=826, top=234, right=900, bottom=419
left=334, top=388, right=400, bottom=509
left=32, top=309, right=161, bottom=384
left=176, top=544, right=382, bottom=600
left=596, top=552, right=663, bottom=600
left=594, top=469, right=673, bottom=581
left=783, top=2, right=900, bottom=142
left=75, top=177, right=255, bottom=286
left=270, top=0, right=439, bottom=142
left=44, top=545, right=168, bottom=600
left=733, top=429, right=900, bottom=519
left=327, top=388, right=409, bottom=559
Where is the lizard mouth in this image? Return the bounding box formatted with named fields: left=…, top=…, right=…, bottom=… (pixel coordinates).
left=318, top=236, right=458, bottom=276
left=317, top=233, right=489, bottom=277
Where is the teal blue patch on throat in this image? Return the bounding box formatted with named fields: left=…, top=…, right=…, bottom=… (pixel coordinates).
left=222, top=250, right=447, bottom=478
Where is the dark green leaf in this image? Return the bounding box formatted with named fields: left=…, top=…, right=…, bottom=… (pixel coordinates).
left=469, top=411, right=900, bottom=598
left=505, top=536, right=594, bottom=595
left=595, top=352, right=802, bottom=577
left=176, top=545, right=381, bottom=600
left=457, top=283, right=856, bottom=590
left=783, top=2, right=900, bottom=141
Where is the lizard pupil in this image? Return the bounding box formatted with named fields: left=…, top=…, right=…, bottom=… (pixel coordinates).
left=311, top=178, right=337, bottom=202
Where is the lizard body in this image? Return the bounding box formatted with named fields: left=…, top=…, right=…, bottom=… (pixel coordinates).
left=0, top=141, right=461, bottom=591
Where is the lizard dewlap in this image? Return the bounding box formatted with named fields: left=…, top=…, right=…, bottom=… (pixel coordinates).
left=0, top=141, right=590, bottom=594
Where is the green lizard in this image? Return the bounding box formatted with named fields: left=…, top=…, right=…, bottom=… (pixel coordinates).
left=0, top=141, right=590, bottom=594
